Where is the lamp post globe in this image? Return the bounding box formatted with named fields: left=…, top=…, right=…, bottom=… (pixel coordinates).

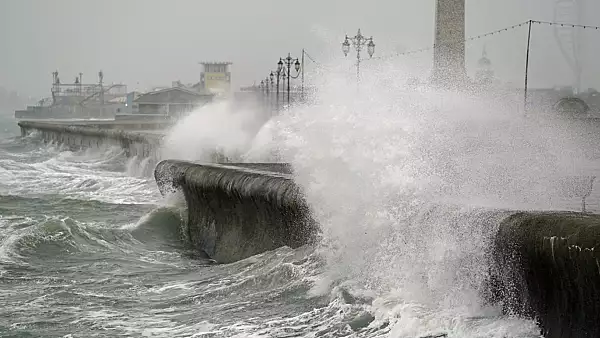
left=342, top=37, right=350, bottom=56
left=367, top=38, right=375, bottom=58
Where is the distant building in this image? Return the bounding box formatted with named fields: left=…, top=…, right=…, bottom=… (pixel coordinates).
left=475, top=46, right=494, bottom=87
left=15, top=70, right=129, bottom=119
left=133, top=87, right=213, bottom=118
left=200, top=62, right=232, bottom=95
left=526, top=86, right=600, bottom=116
left=110, top=91, right=142, bottom=115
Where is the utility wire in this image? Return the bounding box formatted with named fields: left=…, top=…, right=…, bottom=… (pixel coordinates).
left=302, top=50, right=320, bottom=65
left=369, top=19, right=600, bottom=62
left=532, top=20, right=600, bottom=30
left=257, top=20, right=600, bottom=83
left=370, top=21, right=531, bottom=61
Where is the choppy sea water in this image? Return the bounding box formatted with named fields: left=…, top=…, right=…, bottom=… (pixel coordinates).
left=0, top=111, right=544, bottom=338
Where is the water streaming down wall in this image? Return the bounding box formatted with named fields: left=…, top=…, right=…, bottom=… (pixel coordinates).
left=154, top=159, right=600, bottom=337
left=154, top=160, right=317, bottom=263
left=491, top=211, right=600, bottom=338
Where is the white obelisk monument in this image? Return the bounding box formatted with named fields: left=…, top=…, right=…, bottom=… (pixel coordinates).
left=431, top=0, right=468, bottom=87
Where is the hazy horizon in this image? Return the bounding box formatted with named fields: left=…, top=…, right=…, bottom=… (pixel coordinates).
left=2, top=0, right=600, bottom=99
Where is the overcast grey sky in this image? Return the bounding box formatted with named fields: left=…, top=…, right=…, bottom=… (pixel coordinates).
left=1, top=0, right=599, bottom=97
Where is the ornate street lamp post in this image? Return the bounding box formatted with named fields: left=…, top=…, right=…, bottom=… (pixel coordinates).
left=271, top=68, right=286, bottom=109
left=269, top=71, right=275, bottom=93
left=268, top=71, right=276, bottom=112
left=342, top=29, right=375, bottom=86
left=263, top=75, right=273, bottom=112
left=270, top=70, right=284, bottom=110
left=277, top=53, right=301, bottom=105
left=264, top=76, right=270, bottom=96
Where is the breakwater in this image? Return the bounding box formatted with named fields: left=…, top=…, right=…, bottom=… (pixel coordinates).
left=18, top=120, right=164, bottom=159
left=154, top=159, right=600, bottom=337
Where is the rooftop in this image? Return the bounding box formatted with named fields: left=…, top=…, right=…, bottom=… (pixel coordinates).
left=198, top=61, right=233, bottom=65
left=134, top=87, right=213, bottom=104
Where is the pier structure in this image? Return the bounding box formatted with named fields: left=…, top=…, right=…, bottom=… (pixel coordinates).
left=16, top=70, right=129, bottom=119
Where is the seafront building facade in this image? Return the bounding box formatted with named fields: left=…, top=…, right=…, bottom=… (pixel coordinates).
left=14, top=61, right=235, bottom=120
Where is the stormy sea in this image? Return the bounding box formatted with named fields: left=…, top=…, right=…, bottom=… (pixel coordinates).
left=3, top=69, right=595, bottom=337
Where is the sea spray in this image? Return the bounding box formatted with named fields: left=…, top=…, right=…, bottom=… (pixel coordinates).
left=160, top=100, right=269, bottom=163
left=242, top=117, right=285, bottom=162
left=265, top=58, right=593, bottom=335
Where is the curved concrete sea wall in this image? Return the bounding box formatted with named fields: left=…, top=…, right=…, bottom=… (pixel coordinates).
left=154, top=160, right=317, bottom=264
left=154, top=160, right=600, bottom=336
left=18, top=121, right=163, bottom=159
left=492, top=212, right=600, bottom=338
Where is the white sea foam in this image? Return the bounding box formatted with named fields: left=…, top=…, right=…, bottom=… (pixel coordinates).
left=0, top=142, right=157, bottom=204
